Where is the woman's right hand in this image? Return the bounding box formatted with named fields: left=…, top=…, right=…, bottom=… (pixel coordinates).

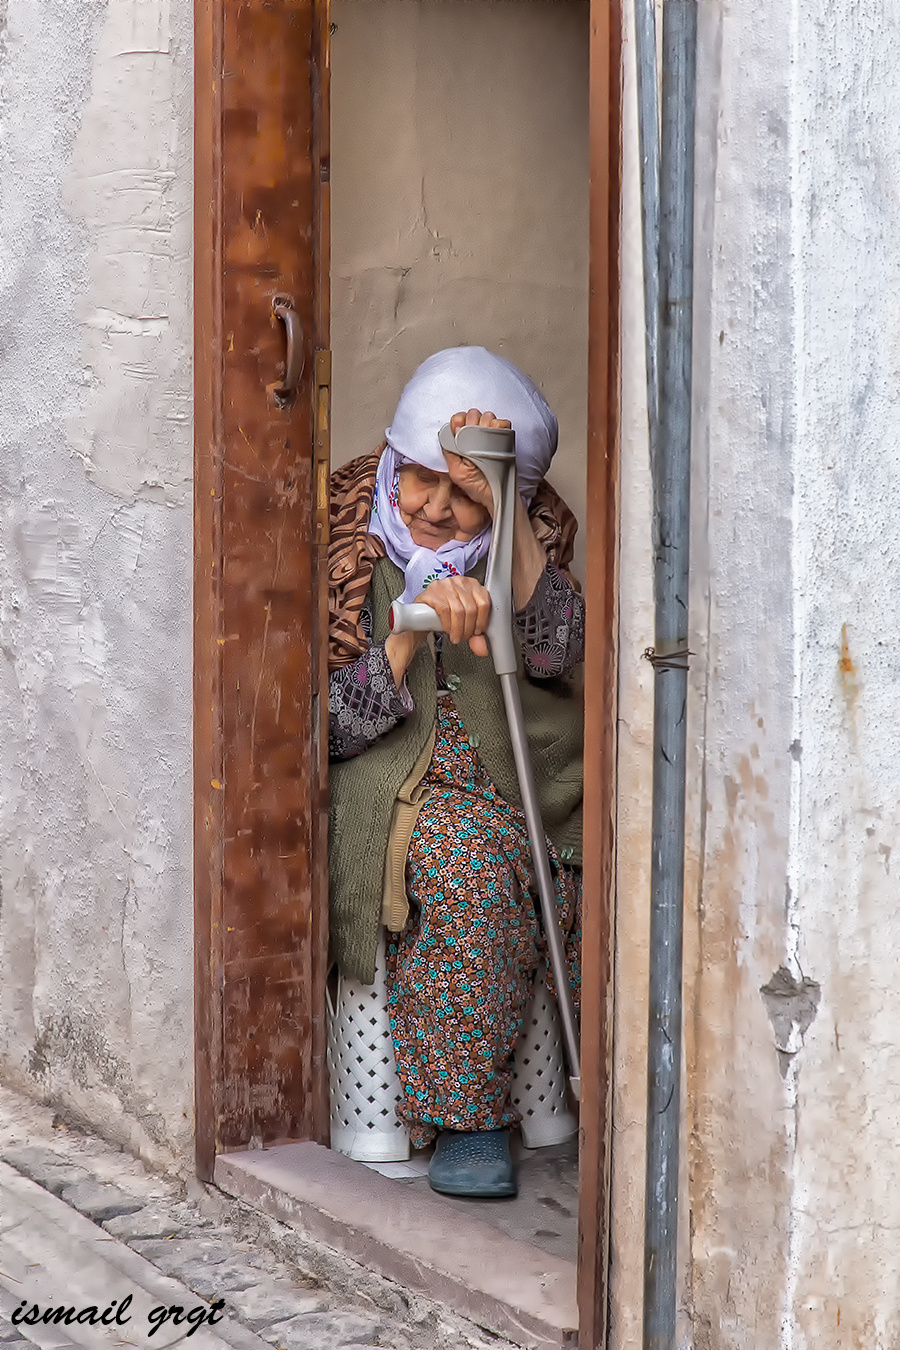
left=385, top=575, right=492, bottom=688
left=414, top=574, right=492, bottom=658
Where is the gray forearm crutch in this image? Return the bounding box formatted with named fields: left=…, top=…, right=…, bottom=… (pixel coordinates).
left=389, top=422, right=581, bottom=1101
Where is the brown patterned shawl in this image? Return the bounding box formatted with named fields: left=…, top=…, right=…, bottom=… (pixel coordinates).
left=328, top=446, right=579, bottom=672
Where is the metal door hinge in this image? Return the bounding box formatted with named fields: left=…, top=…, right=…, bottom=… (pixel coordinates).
left=314, top=350, right=331, bottom=545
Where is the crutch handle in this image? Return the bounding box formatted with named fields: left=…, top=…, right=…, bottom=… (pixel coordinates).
left=438, top=423, right=519, bottom=676
left=389, top=601, right=443, bottom=633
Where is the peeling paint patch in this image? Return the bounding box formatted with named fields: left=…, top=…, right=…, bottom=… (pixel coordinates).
left=760, top=967, right=821, bottom=1078
left=84, top=309, right=169, bottom=338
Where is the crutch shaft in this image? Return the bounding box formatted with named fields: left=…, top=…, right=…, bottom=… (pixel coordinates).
left=499, top=671, right=581, bottom=1098
left=447, top=425, right=581, bottom=1093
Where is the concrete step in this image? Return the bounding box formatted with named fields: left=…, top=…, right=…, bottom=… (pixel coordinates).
left=215, top=1142, right=578, bottom=1350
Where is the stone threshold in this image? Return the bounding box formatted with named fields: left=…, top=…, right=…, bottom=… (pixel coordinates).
left=214, top=1142, right=578, bottom=1350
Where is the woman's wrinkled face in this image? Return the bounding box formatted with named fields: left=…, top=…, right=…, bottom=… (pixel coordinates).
left=396, top=463, right=490, bottom=548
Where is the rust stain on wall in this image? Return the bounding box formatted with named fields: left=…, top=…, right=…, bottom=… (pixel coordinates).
left=839, top=623, right=859, bottom=705
left=838, top=624, right=854, bottom=678
left=838, top=624, right=861, bottom=754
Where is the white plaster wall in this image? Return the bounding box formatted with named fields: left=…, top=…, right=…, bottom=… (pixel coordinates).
left=612, top=2, right=900, bottom=1346
left=789, top=5, right=900, bottom=1345
left=683, top=2, right=799, bottom=1342
left=330, top=0, right=589, bottom=577
left=0, top=0, right=194, bottom=1167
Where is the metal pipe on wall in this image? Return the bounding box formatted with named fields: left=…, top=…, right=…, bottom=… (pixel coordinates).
left=641, top=1, right=698, bottom=1347
left=634, top=0, right=660, bottom=463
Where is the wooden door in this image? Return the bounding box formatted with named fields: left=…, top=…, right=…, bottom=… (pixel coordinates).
left=193, top=0, right=331, bottom=1177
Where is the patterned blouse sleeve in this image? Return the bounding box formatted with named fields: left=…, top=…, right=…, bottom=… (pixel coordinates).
left=514, top=562, right=586, bottom=679
left=328, top=597, right=414, bottom=761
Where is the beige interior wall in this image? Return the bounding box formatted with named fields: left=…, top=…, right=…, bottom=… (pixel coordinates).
left=330, top=0, right=589, bottom=577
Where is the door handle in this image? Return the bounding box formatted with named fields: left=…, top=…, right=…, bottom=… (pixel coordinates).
left=272, top=295, right=304, bottom=399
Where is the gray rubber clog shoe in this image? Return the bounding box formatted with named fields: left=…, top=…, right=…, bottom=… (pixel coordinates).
left=428, top=1128, right=518, bottom=1199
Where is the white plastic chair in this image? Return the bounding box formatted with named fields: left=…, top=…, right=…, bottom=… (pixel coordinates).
left=327, top=931, right=578, bottom=1162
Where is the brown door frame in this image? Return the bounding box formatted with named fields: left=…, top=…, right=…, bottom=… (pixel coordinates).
left=578, top=3, right=622, bottom=1346
left=193, top=2, right=621, bottom=1345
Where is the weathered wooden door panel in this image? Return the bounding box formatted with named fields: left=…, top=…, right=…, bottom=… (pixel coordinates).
left=194, top=0, right=330, bottom=1177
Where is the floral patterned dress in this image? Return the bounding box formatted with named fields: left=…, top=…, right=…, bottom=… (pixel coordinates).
left=329, top=563, right=584, bottom=1146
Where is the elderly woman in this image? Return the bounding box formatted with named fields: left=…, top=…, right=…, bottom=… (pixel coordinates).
left=328, top=347, right=584, bottom=1198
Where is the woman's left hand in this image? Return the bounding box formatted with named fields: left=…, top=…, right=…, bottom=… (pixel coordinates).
left=443, top=408, right=512, bottom=516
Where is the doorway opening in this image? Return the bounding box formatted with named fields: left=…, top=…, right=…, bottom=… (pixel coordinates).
left=328, top=0, right=589, bottom=1269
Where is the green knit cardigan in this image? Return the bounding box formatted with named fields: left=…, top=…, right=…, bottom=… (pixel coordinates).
left=329, top=557, right=584, bottom=983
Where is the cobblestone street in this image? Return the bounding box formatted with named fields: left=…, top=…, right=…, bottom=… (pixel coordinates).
left=0, top=1087, right=517, bottom=1350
